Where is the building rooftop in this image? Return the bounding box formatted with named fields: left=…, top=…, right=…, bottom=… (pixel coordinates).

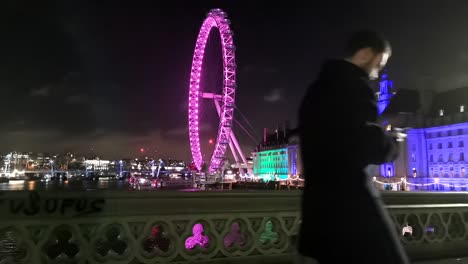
left=430, top=86, right=468, bottom=116
left=380, top=85, right=468, bottom=129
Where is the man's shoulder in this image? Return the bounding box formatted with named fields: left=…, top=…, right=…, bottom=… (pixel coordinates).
left=306, top=59, right=374, bottom=98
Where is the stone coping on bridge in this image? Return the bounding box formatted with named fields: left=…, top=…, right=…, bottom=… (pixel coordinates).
left=0, top=190, right=300, bottom=219
left=1, top=191, right=468, bottom=263
left=3, top=189, right=468, bottom=217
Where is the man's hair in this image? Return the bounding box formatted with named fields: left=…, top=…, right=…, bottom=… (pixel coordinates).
left=344, top=30, right=391, bottom=57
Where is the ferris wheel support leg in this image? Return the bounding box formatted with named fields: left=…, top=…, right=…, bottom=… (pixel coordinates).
left=213, top=97, right=243, bottom=174
left=228, top=141, right=242, bottom=172
left=229, top=131, right=253, bottom=176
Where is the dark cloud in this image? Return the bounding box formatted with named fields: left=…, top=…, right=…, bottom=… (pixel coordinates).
left=30, top=86, right=51, bottom=97
left=65, top=94, right=89, bottom=104
left=408, top=73, right=468, bottom=93
left=0, top=128, right=190, bottom=160
left=263, top=88, right=282, bottom=103
left=241, top=65, right=278, bottom=74
left=165, top=123, right=213, bottom=137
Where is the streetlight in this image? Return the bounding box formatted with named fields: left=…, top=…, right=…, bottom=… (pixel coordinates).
left=50, top=160, right=54, bottom=178
left=156, top=159, right=163, bottom=179
left=4, top=154, right=11, bottom=174
left=150, top=160, right=156, bottom=177
left=119, top=160, right=123, bottom=178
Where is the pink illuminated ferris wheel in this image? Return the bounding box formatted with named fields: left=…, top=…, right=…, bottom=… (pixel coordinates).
left=188, top=9, right=250, bottom=174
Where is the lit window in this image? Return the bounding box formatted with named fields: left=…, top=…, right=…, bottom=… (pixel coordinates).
left=461, top=105, right=465, bottom=112
left=439, top=109, right=444, bottom=116
left=438, top=154, right=443, bottom=162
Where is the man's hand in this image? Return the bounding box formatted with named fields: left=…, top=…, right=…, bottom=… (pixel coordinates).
left=389, top=127, right=407, bottom=142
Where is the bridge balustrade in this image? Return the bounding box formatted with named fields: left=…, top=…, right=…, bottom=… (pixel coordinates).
left=0, top=191, right=467, bottom=263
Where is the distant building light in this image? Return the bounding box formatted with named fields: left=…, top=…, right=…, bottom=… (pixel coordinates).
left=439, top=109, right=444, bottom=116
left=461, top=105, right=465, bottom=113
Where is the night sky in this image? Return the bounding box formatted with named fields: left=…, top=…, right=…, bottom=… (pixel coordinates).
left=2, top=0, right=468, bottom=161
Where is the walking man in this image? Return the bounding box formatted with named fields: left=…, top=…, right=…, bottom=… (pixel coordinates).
left=296, top=30, right=410, bottom=263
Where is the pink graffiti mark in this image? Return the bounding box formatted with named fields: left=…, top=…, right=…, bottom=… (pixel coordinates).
left=224, top=222, right=246, bottom=248
left=185, top=223, right=209, bottom=250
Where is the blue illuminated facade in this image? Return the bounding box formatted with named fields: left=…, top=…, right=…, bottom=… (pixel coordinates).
left=406, top=123, right=468, bottom=189
left=377, top=73, right=397, bottom=178
left=392, top=85, right=468, bottom=190
left=377, top=72, right=394, bottom=115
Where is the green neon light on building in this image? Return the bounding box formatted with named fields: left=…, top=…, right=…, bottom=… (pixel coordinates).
left=254, top=148, right=289, bottom=181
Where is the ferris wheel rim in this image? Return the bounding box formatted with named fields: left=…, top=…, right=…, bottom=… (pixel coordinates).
left=188, top=8, right=237, bottom=173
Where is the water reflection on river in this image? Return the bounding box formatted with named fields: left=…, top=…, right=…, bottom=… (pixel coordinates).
left=0, top=179, right=129, bottom=191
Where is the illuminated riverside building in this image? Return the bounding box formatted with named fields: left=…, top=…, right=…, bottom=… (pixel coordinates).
left=403, top=87, right=468, bottom=190
left=374, top=73, right=398, bottom=179
left=252, top=145, right=300, bottom=180
left=84, top=158, right=110, bottom=171
left=0, top=152, right=85, bottom=172
left=165, top=159, right=186, bottom=172
left=1, top=152, right=34, bottom=172
left=252, top=125, right=302, bottom=181
left=375, top=80, right=468, bottom=190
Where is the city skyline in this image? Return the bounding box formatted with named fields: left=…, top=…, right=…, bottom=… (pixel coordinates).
left=2, top=1, right=468, bottom=160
